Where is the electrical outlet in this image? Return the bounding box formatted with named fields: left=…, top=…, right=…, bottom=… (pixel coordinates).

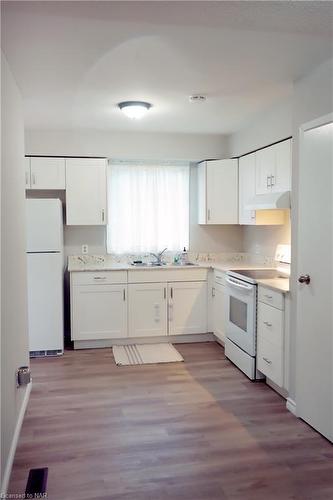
left=82, top=244, right=88, bottom=254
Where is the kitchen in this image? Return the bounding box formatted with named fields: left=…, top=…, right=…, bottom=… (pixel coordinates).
left=1, top=2, right=333, bottom=499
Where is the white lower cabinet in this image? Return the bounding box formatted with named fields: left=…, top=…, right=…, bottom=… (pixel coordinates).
left=72, top=284, right=127, bottom=340
left=70, top=269, right=208, bottom=344
left=128, top=283, right=167, bottom=337
left=212, top=282, right=226, bottom=342
left=168, top=281, right=207, bottom=335
left=257, top=286, right=285, bottom=387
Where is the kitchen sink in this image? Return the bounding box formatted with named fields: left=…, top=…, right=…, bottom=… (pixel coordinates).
left=130, top=261, right=197, bottom=267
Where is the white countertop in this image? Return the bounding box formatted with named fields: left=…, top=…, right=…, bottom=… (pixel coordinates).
left=68, top=255, right=290, bottom=293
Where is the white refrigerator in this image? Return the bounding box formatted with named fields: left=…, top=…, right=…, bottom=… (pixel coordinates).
left=26, top=199, right=64, bottom=356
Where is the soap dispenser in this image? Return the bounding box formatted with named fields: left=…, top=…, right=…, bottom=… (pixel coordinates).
left=181, top=247, right=188, bottom=265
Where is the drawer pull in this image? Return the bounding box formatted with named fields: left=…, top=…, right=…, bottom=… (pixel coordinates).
left=93, top=276, right=106, bottom=280
left=264, top=294, right=273, bottom=299
left=123, top=288, right=126, bottom=301
left=212, top=287, right=215, bottom=297
left=263, top=357, right=272, bottom=365
left=264, top=321, right=272, bottom=327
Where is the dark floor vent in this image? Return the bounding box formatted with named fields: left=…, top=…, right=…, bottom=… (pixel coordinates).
left=25, top=467, right=48, bottom=498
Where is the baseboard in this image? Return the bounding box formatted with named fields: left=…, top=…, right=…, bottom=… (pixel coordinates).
left=286, top=397, right=297, bottom=416
left=74, top=333, right=215, bottom=349
left=213, top=333, right=225, bottom=347
left=1, top=382, right=32, bottom=495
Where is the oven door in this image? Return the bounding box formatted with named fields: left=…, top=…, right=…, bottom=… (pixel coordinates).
left=225, top=276, right=256, bottom=356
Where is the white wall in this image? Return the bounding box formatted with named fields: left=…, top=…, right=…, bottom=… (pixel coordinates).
left=230, top=96, right=292, bottom=157
left=25, top=129, right=229, bottom=162
left=289, top=57, right=333, bottom=402
left=1, top=56, right=30, bottom=493
left=243, top=215, right=291, bottom=259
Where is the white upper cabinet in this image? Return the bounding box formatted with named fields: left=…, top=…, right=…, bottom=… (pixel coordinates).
left=197, top=159, right=238, bottom=224
left=25, top=157, right=31, bottom=188
left=66, top=158, right=107, bottom=226
left=255, top=139, right=291, bottom=195
left=271, top=139, right=292, bottom=192
left=30, top=157, right=66, bottom=190
left=238, top=152, right=256, bottom=225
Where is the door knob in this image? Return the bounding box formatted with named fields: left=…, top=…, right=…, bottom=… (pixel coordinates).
left=298, top=274, right=311, bottom=285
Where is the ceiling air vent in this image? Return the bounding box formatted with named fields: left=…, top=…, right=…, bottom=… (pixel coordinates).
left=189, top=94, right=207, bottom=103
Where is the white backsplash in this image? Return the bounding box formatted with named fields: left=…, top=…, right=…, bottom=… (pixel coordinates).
left=68, top=251, right=276, bottom=268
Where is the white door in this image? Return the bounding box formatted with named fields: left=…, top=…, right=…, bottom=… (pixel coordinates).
left=66, top=158, right=107, bottom=225
left=30, top=157, right=66, bottom=189
left=255, top=146, right=275, bottom=194
left=271, top=139, right=291, bottom=192
left=296, top=114, right=333, bottom=442
left=213, top=282, right=226, bottom=342
left=168, top=281, right=207, bottom=335
left=128, top=283, right=167, bottom=337
left=238, top=153, right=256, bottom=225
left=27, top=253, right=64, bottom=352
left=206, top=160, right=238, bottom=224
left=72, top=284, right=127, bottom=340
left=25, top=157, right=31, bottom=188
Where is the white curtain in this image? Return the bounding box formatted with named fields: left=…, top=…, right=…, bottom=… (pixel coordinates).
left=107, top=163, right=189, bottom=254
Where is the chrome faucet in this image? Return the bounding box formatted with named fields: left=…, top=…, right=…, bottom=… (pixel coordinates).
left=150, top=247, right=167, bottom=266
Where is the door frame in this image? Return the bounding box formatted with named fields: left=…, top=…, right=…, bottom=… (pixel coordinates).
left=294, top=112, right=333, bottom=423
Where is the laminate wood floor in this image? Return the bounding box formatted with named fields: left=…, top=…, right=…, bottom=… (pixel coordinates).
left=8, top=343, right=333, bottom=500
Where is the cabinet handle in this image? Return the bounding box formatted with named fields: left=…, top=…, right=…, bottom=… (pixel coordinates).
left=263, top=357, right=272, bottom=365
left=93, top=276, right=106, bottom=280
left=212, top=287, right=215, bottom=297
left=271, top=175, right=275, bottom=186
left=164, top=287, right=166, bottom=300
left=266, top=175, right=272, bottom=188
left=264, top=321, right=272, bottom=327
left=32, top=173, right=36, bottom=185
left=207, top=208, right=211, bottom=221
left=25, top=172, right=29, bottom=186
left=123, top=288, right=126, bottom=301
left=264, top=294, right=273, bottom=299
left=170, top=287, right=173, bottom=299
left=101, top=209, right=105, bottom=223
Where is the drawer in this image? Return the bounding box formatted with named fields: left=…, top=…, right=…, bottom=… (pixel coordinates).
left=71, top=271, right=127, bottom=285
left=214, top=269, right=226, bottom=285
left=128, top=268, right=208, bottom=283
left=257, top=338, right=283, bottom=387
left=257, top=302, right=284, bottom=347
left=258, top=286, right=284, bottom=310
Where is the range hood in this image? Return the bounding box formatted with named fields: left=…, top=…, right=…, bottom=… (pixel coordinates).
left=246, top=191, right=291, bottom=211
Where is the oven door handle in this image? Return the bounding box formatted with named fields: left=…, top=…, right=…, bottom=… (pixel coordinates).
left=225, top=277, right=253, bottom=291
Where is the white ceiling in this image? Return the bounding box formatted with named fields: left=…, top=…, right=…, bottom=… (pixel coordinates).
left=2, top=1, right=333, bottom=135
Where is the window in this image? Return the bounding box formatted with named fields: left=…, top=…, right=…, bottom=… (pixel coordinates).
left=107, top=162, right=189, bottom=254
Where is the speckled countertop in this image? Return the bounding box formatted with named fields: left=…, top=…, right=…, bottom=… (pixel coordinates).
left=68, top=254, right=289, bottom=293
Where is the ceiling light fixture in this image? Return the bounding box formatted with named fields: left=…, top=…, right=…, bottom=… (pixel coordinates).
left=118, top=101, right=152, bottom=120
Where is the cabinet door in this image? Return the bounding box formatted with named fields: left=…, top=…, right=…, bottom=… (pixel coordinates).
left=169, top=281, right=207, bottom=335
left=72, top=284, right=127, bottom=340
left=206, top=159, right=238, bottom=224
left=30, top=157, right=66, bottom=189
left=238, top=153, right=256, bottom=225
left=271, top=139, right=291, bottom=192
left=212, top=282, right=226, bottom=342
left=197, top=161, right=207, bottom=224
left=255, top=147, right=275, bottom=194
left=25, top=157, right=31, bottom=188
left=66, top=158, right=107, bottom=225
left=128, top=283, right=167, bottom=337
